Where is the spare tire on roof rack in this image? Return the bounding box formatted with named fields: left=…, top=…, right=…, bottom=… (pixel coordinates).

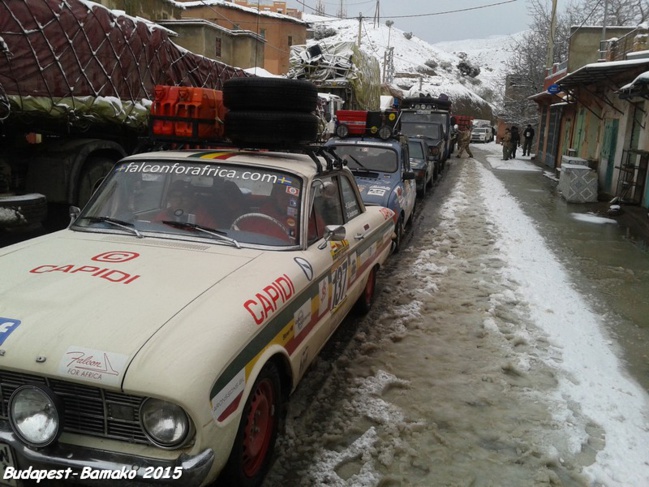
left=225, top=111, right=319, bottom=147
left=223, top=78, right=318, bottom=113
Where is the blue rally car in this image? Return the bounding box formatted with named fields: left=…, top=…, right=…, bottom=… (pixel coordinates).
left=326, top=135, right=416, bottom=252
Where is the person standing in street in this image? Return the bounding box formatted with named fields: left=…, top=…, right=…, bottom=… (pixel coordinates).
left=456, top=125, right=474, bottom=158
left=502, top=128, right=512, bottom=160
left=510, top=126, right=520, bottom=158
left=522, top=124, right=535, bottom=156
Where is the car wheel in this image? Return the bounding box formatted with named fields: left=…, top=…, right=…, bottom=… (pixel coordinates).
left=225, top=111, right=319, bottom=147
left=0, top=193, right=47, bottom=229
left=77, top=156, right=116, bottom=208
left=392, top=216, right=404, bottom=254
left=221, top=362, right=283, bottom=487
left=355, top=266, right=377, bottom=315
left=417, top=180, right=426, bottom=198
left=224, top=78, right=318, bottom=112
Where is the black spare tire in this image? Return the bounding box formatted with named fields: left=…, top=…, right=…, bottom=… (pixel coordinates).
left=223, top=78, right=318, bottom=113
left=225, top=111, right=319, bottom=147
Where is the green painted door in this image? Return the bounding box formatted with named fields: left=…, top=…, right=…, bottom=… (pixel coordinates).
left=602, top=119, right=619, bottom=192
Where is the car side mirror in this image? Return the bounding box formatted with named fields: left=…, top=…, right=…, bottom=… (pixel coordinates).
left=403, top=171, right=416, bottom=181
left=68, top=206, right=81, bottom=226
left=318, top=224, right=346, bottom=249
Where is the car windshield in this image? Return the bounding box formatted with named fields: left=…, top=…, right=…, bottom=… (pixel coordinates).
left=73, top=159, right=304, bottom=247
left=334, top=146, right=398, bottom=173
left=401, top=120, right=442, bottom=140
left=408, top=140, right=425, bottom=158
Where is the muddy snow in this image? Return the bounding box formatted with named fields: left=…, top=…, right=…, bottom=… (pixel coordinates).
left=263, top=153, right=649, bottom=487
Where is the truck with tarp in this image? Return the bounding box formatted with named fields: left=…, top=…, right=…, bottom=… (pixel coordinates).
left=287, top=40, right=381, bottom=138
left=0, top=0, right=249, bottom=230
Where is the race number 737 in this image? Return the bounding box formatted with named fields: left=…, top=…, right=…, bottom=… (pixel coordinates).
left=330, top=259, right=349, bottom=311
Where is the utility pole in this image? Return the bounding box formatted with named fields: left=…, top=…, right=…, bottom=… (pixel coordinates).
left=545, top=0, right=558, bottom=69
left=337, top=0, right=345, bottom=19
left=357, top=13, right=363, bottom=47
left=383, top=20, right=394, bottom=83
left=373, top=0, right=380, bottom=28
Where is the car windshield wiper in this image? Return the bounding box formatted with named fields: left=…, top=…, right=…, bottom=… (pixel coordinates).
left=346, top=154, right=370, bottom=171
left=80, top=216, right=142, bottom=238
left=162, top=221, right=241, bottom=248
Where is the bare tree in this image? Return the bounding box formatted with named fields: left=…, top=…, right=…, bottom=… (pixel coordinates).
left=315, top=0, right=326, bottom=16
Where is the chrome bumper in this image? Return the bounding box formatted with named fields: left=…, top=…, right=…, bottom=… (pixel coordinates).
left=0, top=421, right=214, bottom=486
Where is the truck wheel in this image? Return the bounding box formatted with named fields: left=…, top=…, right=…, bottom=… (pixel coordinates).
left=225, top=111, right=319, bottom=147
left=221, top=362, right=283, bottom=487
left=77, top=156, right=116, bottom=208
left=224, top=78, right=318, bottom=112
left=0, top=193, right=47, bottom=229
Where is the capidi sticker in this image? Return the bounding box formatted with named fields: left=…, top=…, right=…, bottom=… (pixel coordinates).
left=59, top=346, right=129, bottom=387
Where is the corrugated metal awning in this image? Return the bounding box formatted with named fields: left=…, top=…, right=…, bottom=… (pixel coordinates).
left=558, top=58, right=649, bottom=88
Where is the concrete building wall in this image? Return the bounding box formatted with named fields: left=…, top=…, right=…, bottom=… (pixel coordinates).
left=567, top=26, right=638, bottom=72
left=158, top=20, right=264, bottom=69
left=180, top=4, right=306, bottom=75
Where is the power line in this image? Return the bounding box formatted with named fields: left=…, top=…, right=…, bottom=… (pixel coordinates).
left=297, top=0, right=519, bottom=20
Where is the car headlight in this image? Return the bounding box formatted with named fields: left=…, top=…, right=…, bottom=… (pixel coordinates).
left=9, top=385, right=63, bottom=448
left=140, top=398, right=191, bottom=448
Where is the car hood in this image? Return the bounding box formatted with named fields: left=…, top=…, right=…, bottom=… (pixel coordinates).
left=0, top=231, right=259, bottom=386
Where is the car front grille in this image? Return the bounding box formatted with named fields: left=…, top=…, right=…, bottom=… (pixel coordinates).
left=0, top=369, right=150, bottom=445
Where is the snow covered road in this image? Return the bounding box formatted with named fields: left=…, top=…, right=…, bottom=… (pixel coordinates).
left=263, top=152, right=649, bottom=487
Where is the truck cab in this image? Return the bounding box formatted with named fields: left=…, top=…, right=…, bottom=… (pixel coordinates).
left=399, top=95, right=453, bottom=160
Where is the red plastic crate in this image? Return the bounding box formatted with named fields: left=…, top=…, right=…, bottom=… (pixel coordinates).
left=336, top=110, right=368, bottom=135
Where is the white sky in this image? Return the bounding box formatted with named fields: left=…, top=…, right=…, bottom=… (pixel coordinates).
left=282, top=0, right=532, bottom=43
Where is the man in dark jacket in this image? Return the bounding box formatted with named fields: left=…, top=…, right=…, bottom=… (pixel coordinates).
left=522, top=124, right=535, bottom=156
left=510, top=126, right=520, bottom=158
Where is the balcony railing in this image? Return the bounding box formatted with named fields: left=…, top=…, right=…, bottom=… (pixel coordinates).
left=599, top=28, right=649, bottom=62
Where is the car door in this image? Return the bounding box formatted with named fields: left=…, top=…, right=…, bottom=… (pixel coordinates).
left=299, top=173, right=377, bottom=355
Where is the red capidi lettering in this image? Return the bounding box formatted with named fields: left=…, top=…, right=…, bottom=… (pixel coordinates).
left=100, top=270, right=130, bottom=283
left=70, top=266, right=101, bottom=274
left=53, top=264, right=74, bottom=273
left=257, top=292, right=274, bottom=317
left=275, top=275, right=294, bottom=299
left=30, top=265, right=57, bottom=273
left=29, top=264, right=141, bottom=285
left=264, top=284, right=281, bottom=308
left=244, top=299, right=264, bottom=325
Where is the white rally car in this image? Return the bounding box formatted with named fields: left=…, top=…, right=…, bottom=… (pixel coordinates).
left=0, top=148, right=393, bottom=486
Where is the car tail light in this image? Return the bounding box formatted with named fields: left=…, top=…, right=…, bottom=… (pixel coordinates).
left=429, top=147, right=439, bottom=156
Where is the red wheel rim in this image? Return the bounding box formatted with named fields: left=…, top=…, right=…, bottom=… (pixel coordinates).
left=242, top=379, right=275, bottom=477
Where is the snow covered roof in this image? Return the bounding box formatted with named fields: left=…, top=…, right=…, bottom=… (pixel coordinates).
left=178, top=0, right=306, bottom=25
left=558, top=58, right=649, bottom=88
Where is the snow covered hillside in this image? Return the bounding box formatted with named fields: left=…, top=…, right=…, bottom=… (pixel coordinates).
left=304, top=14, right=526, bottom=114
